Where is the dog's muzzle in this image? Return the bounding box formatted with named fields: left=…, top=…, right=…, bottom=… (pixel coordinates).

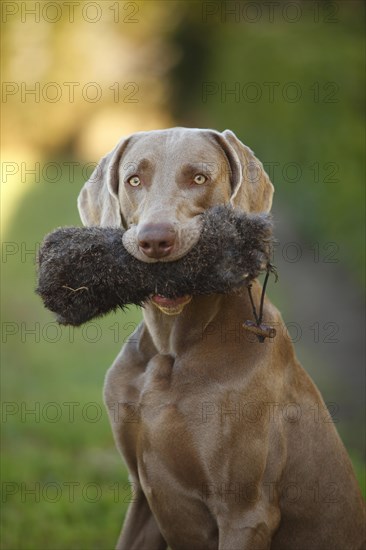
left=122, top=216, right=203, bottom=263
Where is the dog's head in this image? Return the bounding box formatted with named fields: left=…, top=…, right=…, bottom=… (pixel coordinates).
left=78, top=127, right=274, bottom=314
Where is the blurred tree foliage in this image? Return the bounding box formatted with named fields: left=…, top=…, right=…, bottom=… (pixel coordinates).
left=170, top=1, right=365, bottom=287
left=1, top=1, right=180, bottom=159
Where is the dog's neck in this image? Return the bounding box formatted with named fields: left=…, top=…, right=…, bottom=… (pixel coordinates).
left=142, top=284, right=262, bottom=356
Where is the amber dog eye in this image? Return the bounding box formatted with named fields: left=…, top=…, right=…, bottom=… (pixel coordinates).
left=193, top=174, right=207, bottom=185
left=128, top=176, right=141, bottom=187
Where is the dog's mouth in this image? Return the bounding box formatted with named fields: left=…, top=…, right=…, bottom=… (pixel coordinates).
left=150, top=294, right=192, bottom=315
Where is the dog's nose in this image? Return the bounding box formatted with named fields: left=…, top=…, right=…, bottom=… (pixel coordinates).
left=138, top=223, right=176, bottom=259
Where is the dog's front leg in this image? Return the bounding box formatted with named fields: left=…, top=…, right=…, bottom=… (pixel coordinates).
left=116, top=487, right=167, bottom=550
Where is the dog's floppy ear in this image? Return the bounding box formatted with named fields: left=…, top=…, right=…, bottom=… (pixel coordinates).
left=217, top=129, right=274, bottom=213
left=77, top=136, right=130, bottom=227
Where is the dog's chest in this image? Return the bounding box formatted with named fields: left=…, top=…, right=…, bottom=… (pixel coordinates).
left=135, top=355, right=220, bottom=550
left=122, top=354, right=209, bottom=485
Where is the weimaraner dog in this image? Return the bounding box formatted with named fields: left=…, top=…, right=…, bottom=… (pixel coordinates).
left=78, top=128, right=365, bottom=549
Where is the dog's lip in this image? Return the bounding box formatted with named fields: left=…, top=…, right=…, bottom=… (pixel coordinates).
left=150, top=294, right=193, bottom=316
left=151, top=294, right=192, bottom=307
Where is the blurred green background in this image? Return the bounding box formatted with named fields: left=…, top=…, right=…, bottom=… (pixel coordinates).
left=1, top=1, right=365, bottom=549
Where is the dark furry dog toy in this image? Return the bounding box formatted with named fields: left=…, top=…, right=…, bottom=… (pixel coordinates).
left=36, top=205, right=275, bottom=327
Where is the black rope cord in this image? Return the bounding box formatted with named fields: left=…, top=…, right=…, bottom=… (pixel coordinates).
left=244, top=264, right=278, bottom=343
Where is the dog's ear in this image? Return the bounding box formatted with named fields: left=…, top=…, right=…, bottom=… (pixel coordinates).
left=217, top=129, right=274, bottom=213
left=77, top=137, right=130, bottom=227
